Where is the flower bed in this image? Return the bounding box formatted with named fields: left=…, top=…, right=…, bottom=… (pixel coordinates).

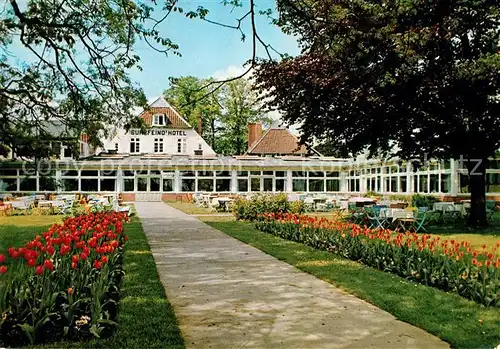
left=0, top=211, right=129, bottom=346
left=256, top=213, right=500, bottom=307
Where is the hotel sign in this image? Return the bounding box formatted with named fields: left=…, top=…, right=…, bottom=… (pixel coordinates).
left=130, top=128, right=187, bottom=136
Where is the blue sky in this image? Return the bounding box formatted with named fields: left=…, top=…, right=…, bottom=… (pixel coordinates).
left=131, top=0, right=300, bottom=97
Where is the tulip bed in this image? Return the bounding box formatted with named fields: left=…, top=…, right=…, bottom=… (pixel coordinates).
left=0, top=211, right=129, bottom=347
left=255, top=213, right=500, bottom=307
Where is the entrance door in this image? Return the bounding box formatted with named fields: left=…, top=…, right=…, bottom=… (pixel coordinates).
left=134, top=176, right=162, bottom=202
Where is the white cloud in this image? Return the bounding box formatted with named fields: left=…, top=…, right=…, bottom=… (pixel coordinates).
left=212, top=65, right=249, bottom=80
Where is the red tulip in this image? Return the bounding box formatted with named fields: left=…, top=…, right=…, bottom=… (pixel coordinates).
left=72, top=255, right=79, bottom=263
left=27, top=258, right=37, bottom=267
left=80, top=252, right=88, bottom=261
left=101, top=256, right=108, bottom=264
left=60, top=244, right=71, bottom=256
left=71, top=262, right=78, bottom=269
left=68, top=287, right=74, bottom=295
left=43, top=259, right=54, bottom=271
left=0, top=254, right=5, bottom=263
left=0, top=265, right=7, bottom=274
left=47, top=246, right=55, bottom=255
left=35, top=265, right=45, bottom=275
left=93, top=260, right=102, bottom=270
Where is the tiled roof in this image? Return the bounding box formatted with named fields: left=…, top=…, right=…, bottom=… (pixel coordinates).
left=247, top=128, right=313, bottom=155
left=139, top=97, right=191, bottom=128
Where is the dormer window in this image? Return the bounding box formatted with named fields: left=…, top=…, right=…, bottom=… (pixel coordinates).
left=153, top=114, right=166, bottom=126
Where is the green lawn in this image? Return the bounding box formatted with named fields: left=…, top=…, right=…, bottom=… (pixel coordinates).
left=204, top=219, right=500, bottom=349
left=0, top=215, right=184, bottom=349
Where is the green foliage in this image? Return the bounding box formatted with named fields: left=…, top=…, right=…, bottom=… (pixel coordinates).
left=256, top=0, right=500, bottom=225
left=411, top=194, right=440, bottom=208
left=216, top=79, right=271, bottom=155
left=232, top=193, right=303, bottom=221
left=164, top=76, right=221, bottom=148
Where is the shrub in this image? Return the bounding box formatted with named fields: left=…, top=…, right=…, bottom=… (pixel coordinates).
left=256, top=213, right=500, bottom=307
left=0, top=212, right=129, bottom=346
left=412, top=194, right=440, bottom=208
left=232, top=193, right=303, bottom=221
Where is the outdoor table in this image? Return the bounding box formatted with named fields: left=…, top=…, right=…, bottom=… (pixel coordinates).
left=217, top=197, right=233, bottom=212
left=312, top=198, right=327, bottom=210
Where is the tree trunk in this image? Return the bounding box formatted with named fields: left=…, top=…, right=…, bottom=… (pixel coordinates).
left=211, top=119, right=216, bottom=151
left=466, top=158, right=488, bottom=227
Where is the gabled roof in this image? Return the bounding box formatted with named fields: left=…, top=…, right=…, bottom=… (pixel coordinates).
left=247, top=126, right=319, bottom=156
left=139, top=96, right=192, bottom=128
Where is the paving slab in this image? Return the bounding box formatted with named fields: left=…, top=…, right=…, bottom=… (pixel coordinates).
left=135, top=202, right=449, bottom=349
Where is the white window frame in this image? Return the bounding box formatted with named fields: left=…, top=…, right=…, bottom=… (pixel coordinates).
left=177, top=138, right=187, bottom=154
left=154, top=138, right=164, bottom=153
left=152, top=114, right=165, bottom=126
left=130, top=138, right=140, bottom=153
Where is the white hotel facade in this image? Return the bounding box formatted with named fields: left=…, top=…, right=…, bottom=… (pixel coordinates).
left=1, top=97, right=499, bottom=201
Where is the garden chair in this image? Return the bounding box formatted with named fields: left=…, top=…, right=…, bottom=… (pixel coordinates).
left=10, top=198, right=34, bottom=211
left=486, top=200, right=497, bottom=220
left=59, top=199, right=75, bottom=215
left=414, top=209, right=428, bottom=233
left=366, top=207, right=387, bottom=229
left=112, top=199, right=131, bottom=216
left=303, top=197, right=315, bottom=212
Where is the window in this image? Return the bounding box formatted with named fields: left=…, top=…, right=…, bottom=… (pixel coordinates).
left=153, top=114, right=165, bottom=126
left=177, top=138, right=187, bottom=153
left=237, top=179, right=248, bottom=192
left=181, top=178, right=195, bottom=192
left=137, top=178, right=148, bottom=191
left=154, top=138, right=164, bottom=153
left=216, top=179, right=231, bottom=192
left=81, top=178, right=98, bottom=192
left=275, top=179, right=286, bottom=192
left=61, top=178, right=78, bottom=191
left=292, top=179, right=306, bottom=192
left=163, top=179, right=173, bottom=192
left=130, top=138, right=140, bottom=153
left=100, top=179, right=116, bottom=191
left=263, top=178, right=273, bottom=191
left=150, top=178, right=161, bottom=192
left=309, top=179, right=324, bottom=192
left=63, top=146, right=72, bottom=158
left=251, top=178, right=260, bottom=192
left=198, top=178, right=214, bottom=192
left=20, top=178, right=36, bottom=191
left=326, top=179, right=340, bottom=192
left=123, top=179, right=135, bottom=192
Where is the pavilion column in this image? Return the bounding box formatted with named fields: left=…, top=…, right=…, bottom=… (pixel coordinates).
left=116, top=169, right=123, bottom=193
left=450, top=159, right=459, bottom=196
left=286, top=170, right=293, bottom=193
left=340, top=171, right=348, bottom=193
left=55, top=170, right=62, bottom=193
left=231, top=170, right=237, bottom=193
left=174, top=170, right=181, bottom=193
left=406, top=162, right=413, bottom=194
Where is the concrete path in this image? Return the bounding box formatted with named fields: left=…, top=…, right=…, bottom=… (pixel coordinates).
left=135, top=202, right=448, bottom=349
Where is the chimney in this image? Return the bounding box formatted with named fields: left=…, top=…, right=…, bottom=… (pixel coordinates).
left=248, top=123, right=263, bottom=150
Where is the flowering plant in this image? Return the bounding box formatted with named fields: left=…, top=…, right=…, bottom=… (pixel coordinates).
left=0, top=211, right=129, bottom=346
left=256, top=212, right=500, bottom=307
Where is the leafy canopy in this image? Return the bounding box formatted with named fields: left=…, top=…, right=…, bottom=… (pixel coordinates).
left=256, top=0, right=500, bottom=161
